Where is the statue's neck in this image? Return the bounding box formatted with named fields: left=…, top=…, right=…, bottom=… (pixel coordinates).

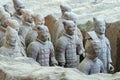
left=86, top=54, right=98, bottom=62
left=64, top=33, right=74, bottom=39
left=36, top=38, right=47, bottom=45
left=96, top=33, right=105, bottom=40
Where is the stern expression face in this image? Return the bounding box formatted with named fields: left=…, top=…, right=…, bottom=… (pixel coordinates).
left=40, top=30, right=49, bottom=42
left=7, top=36, right=17, bottom=47
left=95, top=22, right=106, bottom=35
left=85, top=40, right=101, bottom=59
left=26, top=15, right=34, bottom=23
left=37, top=26, right=49, bottom=42
left=35, top=17, right=45, bottom=26
left=64, top=20, right=75, bottom=36
left=94, top=18, right=106, bottom=35
left=92, top=40, right=101, bottom=58
left=66, top=25, right=75, bottom=35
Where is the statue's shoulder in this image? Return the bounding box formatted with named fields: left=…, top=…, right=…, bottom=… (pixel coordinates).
left=47, top=41, right=54, bottom=47
left=28, top=41, right=39, bottom=48
left=104, top=37, right=110, bottom=44
left=55, top=36, right=67, bottom=47
left=78, top=57, right=92, bottom=70
left=58, top=35, right=67, bottom=41
left=97, top=58, right=104, bottom=65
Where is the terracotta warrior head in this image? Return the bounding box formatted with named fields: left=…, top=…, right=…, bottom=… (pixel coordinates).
left=63, top=20, right=75, bottom=36
left=63, top=12, right=78, bottom=24
left=33, top=14, right=45, bottom=26
left=0, top=11, right=11, bottom=28
left=13, top=0, right=25, bottom=13
left=6, top=19, right=19, bottom=32
left=37, top=25, right=49, bottom=42
left=85, top=31, right=100, bottom=59
left=60, top=4, right=71, bottom=17
left=93, top=17, right=106, bottom=35
left=86, top=40, right=100, bottom=59
left=21, top=9, right=34, bottom=24
left=5, top=27, right=18, bottom=47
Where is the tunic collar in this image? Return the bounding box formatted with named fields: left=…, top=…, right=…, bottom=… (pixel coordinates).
left=36, top=38, right=47, bottom=45
left=96, top=33, right=105, bottom=40
left=64, top=33, right=74, bottom=39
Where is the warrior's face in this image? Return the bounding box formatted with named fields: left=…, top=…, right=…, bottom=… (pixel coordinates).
left=35, top=18, right=45, bottom=26
left=92, top=40, right=101, bottom=58
left=94, top=18, right=106, bottom=35
left=85, top=40, right=101, bottom=59
left=65, top=23, right=75, bottom=36
left=95, top=22, right=106, bottom=35
left=1, top=20, right=7, bottom=28
left=26, top=15, right=34, bottom=23
left=6, top=36, right=17, bottom=47
left=38, top=30, right=49, bottom=42
left=67, top=26, right=75, bottom=35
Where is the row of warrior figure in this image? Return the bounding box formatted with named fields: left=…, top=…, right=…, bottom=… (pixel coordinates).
left=0, top=0, right=114, bottom=75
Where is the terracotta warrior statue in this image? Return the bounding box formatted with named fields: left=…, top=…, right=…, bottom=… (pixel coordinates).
left=27, top=25, right=57, bottom=66
left=12, top=0, right=25, bottom=24
left=55, top=20, right=84, bottom=68
left=53, top=4, right=72, bottom=43
left=54, top=11, right=83, bottom=45
left=78, top=31, right=105, bottom=75
left=18, top=9, right=34, bottom=43
left=0, top=18, right=20, bottom=47
left=0, top=11, right=11, bottom=47
left=6, top=19, right=26, bottom=54
left=93, top=17, right=114, bottom=73
left=0, top=27, right=26, bottom=58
